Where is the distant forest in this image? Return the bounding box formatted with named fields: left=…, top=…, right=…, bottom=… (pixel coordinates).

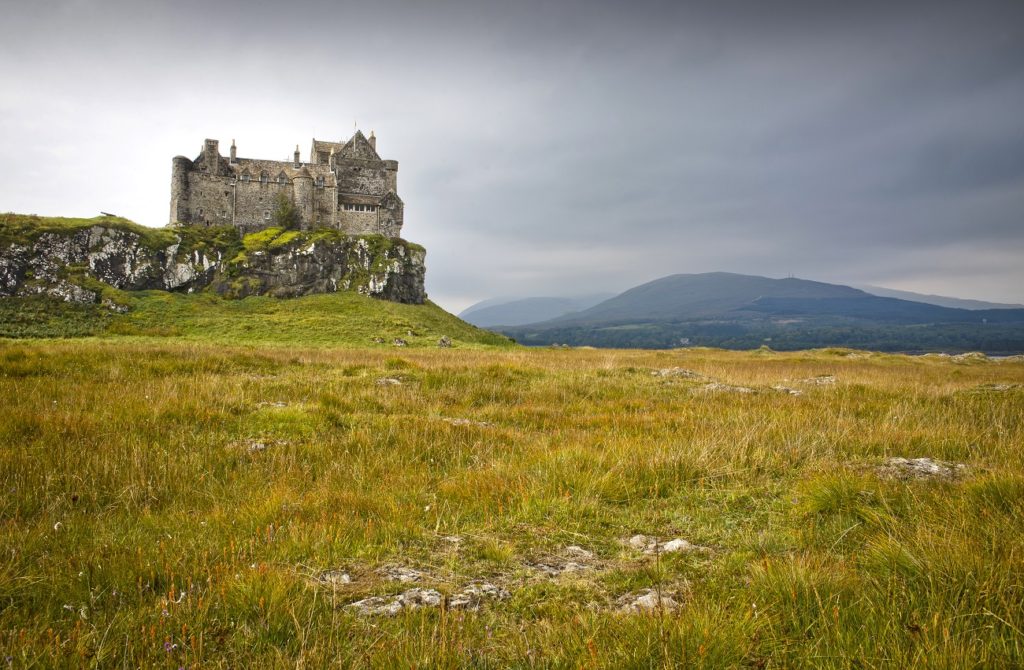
left=498, top=321, right=1024, bottom=354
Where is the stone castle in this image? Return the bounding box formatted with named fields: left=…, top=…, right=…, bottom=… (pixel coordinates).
left=170, top=130, right=404, bottom=237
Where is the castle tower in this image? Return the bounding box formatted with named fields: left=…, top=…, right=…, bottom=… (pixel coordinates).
left=293, top=167, right=314, bottom=227
left=169, top=156, right=192, bottom=224
left=230, top=139, right=237, bottom=163
left=368, top=131, right=377, bottom=152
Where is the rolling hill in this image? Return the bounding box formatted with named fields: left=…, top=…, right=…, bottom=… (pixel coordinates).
left=496, top=272, right=1024, bottom=352
left=459, top=294, right=615, bottom=327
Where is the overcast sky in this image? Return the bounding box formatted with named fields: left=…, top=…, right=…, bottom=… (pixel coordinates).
left=2, top=0, right=1022, bottom=311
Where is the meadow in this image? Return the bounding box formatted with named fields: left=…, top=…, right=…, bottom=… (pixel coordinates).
left=1, top=335, right=1023, bottom=667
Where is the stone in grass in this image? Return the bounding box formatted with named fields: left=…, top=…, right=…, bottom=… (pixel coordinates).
left=529, top=560, right=590, bottom=577
left=772, top=385, right=804, bottom=396
left=651, top=367, right=704, bottom=379
left=347, top=588, right=443, bottom=617
left=797, top=375, right=837, bottom=386
left=442, top=417, right=494, bottom=428
left=878, top=457, right=967, bottom=481
left=438, top=335, right=452, bottom=348
left=375, top=377, right=403, bottom=386
left=448, top=583, right=511, bottom=611
left=314, top=570, right=352, bottom=586
left=974, top=383, right=1019, bottom=392
left=529, top=546, right=597, bottom=577
left=628, top=535, right=707, bottom=555
left=393, top=338, right=408, bottom=347
left=564, top=545, right=595, bottom=560
left=618, top=589, right=680, bottom=614
left=698, top=382, right=756, bottom=394
left=377, top=566, right=426, bottom=583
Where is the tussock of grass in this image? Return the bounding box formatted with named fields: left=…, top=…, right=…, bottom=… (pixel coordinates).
left=0, top=343, right=1022, bottom=666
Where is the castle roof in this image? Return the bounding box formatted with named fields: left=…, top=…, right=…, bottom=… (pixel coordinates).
left=336, top=130, right=381, bottom=161
left=312, top=139, right=345, bottom=156
left=230, top=158, right=332, bottom=181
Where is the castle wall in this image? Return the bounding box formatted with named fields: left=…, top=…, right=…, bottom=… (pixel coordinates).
left=336, top=208, right=382, bottom=235
left=334, top=161, right=390, bottom=196
left=180, top=172, right=233, bottom=226
left=232, top=178, right=295, bottom=233
left=171, top=134, right=403, bottom=238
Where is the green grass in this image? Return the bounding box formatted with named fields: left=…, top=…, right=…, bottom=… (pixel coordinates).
left=0, top=342, right=1022, bottom=667
left=0, top=292, right=511, bottom=348
left=0, top=212, right=177, bottom=250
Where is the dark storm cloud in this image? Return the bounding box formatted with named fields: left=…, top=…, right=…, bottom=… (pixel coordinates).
left=1, top=0, right=1022, bottom=310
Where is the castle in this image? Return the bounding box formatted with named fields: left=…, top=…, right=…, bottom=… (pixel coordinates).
left=170, top=130, right=404, bottom=237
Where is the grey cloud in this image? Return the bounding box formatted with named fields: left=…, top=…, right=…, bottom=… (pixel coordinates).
left=1, top=0, right=1023, bottom=311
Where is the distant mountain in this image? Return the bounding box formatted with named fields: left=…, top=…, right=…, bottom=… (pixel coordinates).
left=856, top=285, right=1024, bottom=310
left=459, top=294, right=615, bottom=327
left=496, top=272, right=1024, bottom=353
left=539, top=273, right=865, bottom=326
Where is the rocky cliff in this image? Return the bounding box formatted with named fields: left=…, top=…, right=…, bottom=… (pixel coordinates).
left=0, top=214, right=426, bottom=306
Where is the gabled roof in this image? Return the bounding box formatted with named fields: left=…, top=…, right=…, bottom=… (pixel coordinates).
left=312, top=139, right=344, bottom=156
left=336, top=130, right=381, bottom=161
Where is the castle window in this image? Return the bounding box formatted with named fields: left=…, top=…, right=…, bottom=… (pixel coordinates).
left=263, top=210, right=270, bottom=220
left=241, top=173, right=250, bottom=182
left=316, top=176, right=324, bottom=188
left=277, top=174, right=287, bottom=185
left=197, top=208, right=204, bottom=217
left=260, top=172, right=268, bottom=184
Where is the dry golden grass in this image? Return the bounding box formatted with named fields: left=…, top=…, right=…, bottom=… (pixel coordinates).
left=1, top=341, right=1022, bottom=667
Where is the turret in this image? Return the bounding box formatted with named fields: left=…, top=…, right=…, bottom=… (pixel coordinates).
left=292, top=167, right=314, bottom=228
left=294, top=145, right=301, bottom=168
left=230, top=139, right=237, bottom=163
left=169, top=156, right=192, bottom=224
left=368, top=131, right=377, bottom=152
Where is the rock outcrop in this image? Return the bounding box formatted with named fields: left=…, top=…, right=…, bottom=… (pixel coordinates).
left=0, top=216, right=426, bottom=305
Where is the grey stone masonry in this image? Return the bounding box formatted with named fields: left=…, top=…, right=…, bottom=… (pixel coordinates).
left=170, top=130, right=404, bottom=237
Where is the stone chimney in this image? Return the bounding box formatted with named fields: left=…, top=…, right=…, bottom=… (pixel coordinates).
left=202, top=139, right=221, bottom=175
left=368, top=131, right=377, bottom=152
left=230, top=139, right=237, bottom=163
left=294, top=145, right=301, bottom=168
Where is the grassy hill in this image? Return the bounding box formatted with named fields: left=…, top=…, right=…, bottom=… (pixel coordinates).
left=1, top=340, right=1022, bottom=666
left=0, top=292, right=512, bottom=348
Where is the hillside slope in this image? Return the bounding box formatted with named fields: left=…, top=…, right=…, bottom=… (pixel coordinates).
left=460, top=294, right=615, bottom=327
left=0, top=213, right=509, bottom=348
left=857, top=284, right=1024, bottom=310
left=0, top=291, right=512, bottom=347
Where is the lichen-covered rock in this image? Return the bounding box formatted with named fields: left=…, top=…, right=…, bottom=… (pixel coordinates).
left=0, top=220, right=427, bottom=305
left=617, top=589, right=680, bottom=613
left=211, top=234, right=425, bottom=303
left=877, top=457, right=967, bottom=481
